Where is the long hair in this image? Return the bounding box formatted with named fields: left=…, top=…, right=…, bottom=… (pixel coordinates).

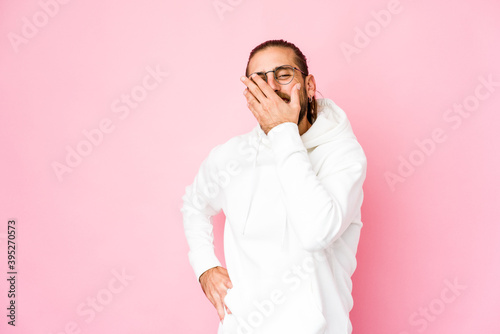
left=245, top=39, right=317, bottom=125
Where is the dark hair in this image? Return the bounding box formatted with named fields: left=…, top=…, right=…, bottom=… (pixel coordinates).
left=245, top=39, right=317, bottom=125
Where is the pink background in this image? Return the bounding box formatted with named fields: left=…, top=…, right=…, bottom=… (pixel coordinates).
left=1, top=0, right=499, bottom=333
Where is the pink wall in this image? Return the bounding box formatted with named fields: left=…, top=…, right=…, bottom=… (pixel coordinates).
left=1, top=0, right=499, bottom=333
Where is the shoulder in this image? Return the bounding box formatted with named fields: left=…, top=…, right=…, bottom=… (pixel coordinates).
left=204, top=126, right=259, bottom=167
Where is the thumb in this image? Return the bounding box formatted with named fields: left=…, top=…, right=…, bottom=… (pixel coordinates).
left=290, top=83, right=301, bottom=109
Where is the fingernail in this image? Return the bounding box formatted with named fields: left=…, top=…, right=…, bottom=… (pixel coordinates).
left=296, top=83, right=301, bottom=89
left=240, top=76, right=246, bottom=82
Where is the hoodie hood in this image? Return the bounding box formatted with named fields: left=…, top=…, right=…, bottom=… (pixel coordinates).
left=300, top=98, right=354, bottom=148
left=255, top=98, right=354, bottom=150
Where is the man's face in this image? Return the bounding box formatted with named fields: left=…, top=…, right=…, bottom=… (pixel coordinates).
left=247, top=47, right=309, bottom=125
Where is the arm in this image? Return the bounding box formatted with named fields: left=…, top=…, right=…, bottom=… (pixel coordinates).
left=267, top=123, right=367, bottom=251
left=181, top=147, right=233, bottom=322
left=181, top=147, right=222, bottom=280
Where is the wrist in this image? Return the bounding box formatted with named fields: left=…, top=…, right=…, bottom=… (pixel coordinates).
left=199, top=266, right=219, bottom=282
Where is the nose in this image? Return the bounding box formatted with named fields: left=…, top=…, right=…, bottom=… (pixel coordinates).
left=265, top=73, right=280, bottom=91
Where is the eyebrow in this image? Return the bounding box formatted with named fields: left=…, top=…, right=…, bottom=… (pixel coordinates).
left=250, top=65, right=288, bottom=75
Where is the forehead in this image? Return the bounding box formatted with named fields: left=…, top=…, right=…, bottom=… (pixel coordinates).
left=248, top=47, right=297, bottom=73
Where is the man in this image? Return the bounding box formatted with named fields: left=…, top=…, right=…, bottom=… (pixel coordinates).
left=181, top=39, right=367, bottom=334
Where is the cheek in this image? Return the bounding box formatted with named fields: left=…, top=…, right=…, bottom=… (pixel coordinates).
left=300, top=87, right=308, bottom=101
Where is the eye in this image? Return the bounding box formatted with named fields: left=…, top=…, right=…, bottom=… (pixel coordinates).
left=275, top=67, right=294, bottom=81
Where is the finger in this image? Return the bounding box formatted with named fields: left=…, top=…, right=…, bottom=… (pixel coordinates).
left=243, top=76, right=267, bottom=102
left=244, top=90, right=263, bottom=118
left=290, top=83, right=301, bottom=110
left=241, top=76, right=267, bottom=103
left=214, top=297, right=225, bottom=323
left=246, top=99, right=262, bottom=122
left=249, top=73, right=279, bottom=101
left=243, top=88, right=260, bottom=105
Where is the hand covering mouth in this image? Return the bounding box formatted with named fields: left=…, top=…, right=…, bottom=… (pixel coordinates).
left=278, top=94, right=290, bottom=103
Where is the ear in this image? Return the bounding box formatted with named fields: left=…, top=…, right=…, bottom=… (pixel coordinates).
left=305, top=74, right=317, bottom=98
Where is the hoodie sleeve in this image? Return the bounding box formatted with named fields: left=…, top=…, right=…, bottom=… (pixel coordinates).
left=267, top=122, right=367, bottom=252
left=181, top=146, right=224, bottom=281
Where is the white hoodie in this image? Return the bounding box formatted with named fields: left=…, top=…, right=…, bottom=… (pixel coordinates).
left=181, top=98, right=367, bottom=334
